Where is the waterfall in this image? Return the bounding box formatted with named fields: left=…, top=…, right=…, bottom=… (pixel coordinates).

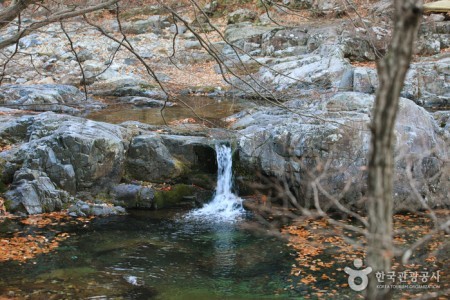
left=188, top=144, right=244, bottom=222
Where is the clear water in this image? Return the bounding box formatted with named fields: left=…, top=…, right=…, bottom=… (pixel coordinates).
left=87, top=96, right=245, bottom=127
left=0, top=210, right=297, bottom=299
left=187, top=145, right=245, bottom=223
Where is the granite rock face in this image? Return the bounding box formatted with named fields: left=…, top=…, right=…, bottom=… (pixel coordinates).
left=0, top=112, right=219, bottom=214
left=0, top=84, right=96, bottom=115
left=0, top=112, right=132, bottom=214
left=232, top=92, right=450, bottom=212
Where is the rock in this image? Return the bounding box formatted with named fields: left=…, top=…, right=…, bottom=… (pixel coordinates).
left=83, top=60, right=105, bottom=73
left=416, top=34, right=441, bottom=56
left=353, top=67, right=377, bottom=94
left=5, top=168, right=72, bottom=215
left=125, top=134, right=182, bottom=182
left=184, top=40, right=202, bottom=50
left=178, top=51, right=215, bottom=64
left=352, top=56, right=450, bottom=108
left=190, top=14, right=214, bottom=32
left=203, top=1, right=218, bottom=15
left=0, top=112, right=132, bottom=194
left=169, top=23, right=187, bottom=34
left=90, top=75, right=166, bottom=99
left=428, top=14, right=446, bottom=22
left=433, top=111, right=450, bottom=131
left=233, top=92, right=449, bottom=212
left=18, top=34, right=42, bottom=49
left=313, top=0, right=344, bottom=14
left=125, top=134, right=217, bottom=186
left=340, top=36, right=376, bottom=61
left=77, top=49, right=94, bottom=62
left=261, top=27, right=309, bottom=55
left=224, top=23, right=278, bottom=47
left=227, top=9, right=257, bottom=25
left=258, top=13, right=272, bottom=25
left=116, top=96, right=175, bottom=107
left=37, top=77, right=56, bottom=85
left=68, top=200, right=126, bottom=217
left=234, top=43, right=351, bottom=96
left=121, top=15, right=170, bottom=34
left=112, top=184, right=154, bottom=208
left=371, top=0, right=394, bottom=20
left=0, top=84, right=90, bottom=114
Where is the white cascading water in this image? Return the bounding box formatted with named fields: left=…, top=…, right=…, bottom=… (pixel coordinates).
left=188, top=144, right=244, bottom=222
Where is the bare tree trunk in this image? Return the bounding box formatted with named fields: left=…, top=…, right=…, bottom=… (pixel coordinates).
left=366, top=1, right=422, bottom=300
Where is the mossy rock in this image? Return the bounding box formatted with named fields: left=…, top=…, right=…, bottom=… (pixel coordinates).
left=190, top=173, right=216, bottom=190
left=232, top=149, right=258, bottom=196
left=153, top=184, right=196, bottom=209
left=139, top=83, right=158, bottom=90
left=94, top=192, right=114, bottom=204
left=3, top=198, right=12, bottom=211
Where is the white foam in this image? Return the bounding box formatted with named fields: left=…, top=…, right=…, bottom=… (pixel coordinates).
left=187, top=144, right=244, bottom=222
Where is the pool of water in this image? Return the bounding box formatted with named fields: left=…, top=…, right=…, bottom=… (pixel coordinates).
left=0, top=209, right=297, bottom=299
left=87, top=96, right=246, bottom=127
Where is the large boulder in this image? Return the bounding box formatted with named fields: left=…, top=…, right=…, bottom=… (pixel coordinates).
left=0, top=112, right=132, bottom=195
left=224, top=23, right=279, bottom=47
left=0, top=84, right=93, bottom=114
left=232, top=43, right=352, bottom=96
left=352, top=55, right=450, bottom=109
left=125, top=134, right=217, bottom=186
left=233, top=92, right=449, bottom=212
left=90, top=75, right=166, bottom=99
left=112, top=184, right=154, bottom=208
left=125, top=134, right=182, bottom=182
left=4, top=168, right=72, bottom=215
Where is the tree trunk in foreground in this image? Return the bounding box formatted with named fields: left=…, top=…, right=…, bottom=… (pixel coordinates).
left=366, top=1, right=422, bottom=300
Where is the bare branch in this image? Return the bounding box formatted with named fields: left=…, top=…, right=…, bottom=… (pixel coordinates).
left=60, top=21, right=88, bottom=101
left=0, top=0, right=119, bottom=50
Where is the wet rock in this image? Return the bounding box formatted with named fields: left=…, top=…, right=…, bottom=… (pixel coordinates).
left=125, top=134, right=181, bottom=183
left=125, top=134, right=217, bottom=185
left=116, top=96, right=175, bottom=107
left=5, top=168, right=72, bottom=215
left=112, top=184, right=154, bottom=208
left=68, top=200, right=126, bottom=217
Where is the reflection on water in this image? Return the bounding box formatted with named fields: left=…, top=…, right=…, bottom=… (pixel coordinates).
left=87, top=96, right=245, bottom=127
left=0, top=209, right=296, bottom=299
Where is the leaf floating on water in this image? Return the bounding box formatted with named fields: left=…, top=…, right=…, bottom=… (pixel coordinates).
left=0, top=211, right=93, bottom=262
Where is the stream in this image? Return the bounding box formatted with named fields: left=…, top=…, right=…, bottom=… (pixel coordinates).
left=0, top=210, right=297, bottom=299
left=87, top=96, right=248, bottom=127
